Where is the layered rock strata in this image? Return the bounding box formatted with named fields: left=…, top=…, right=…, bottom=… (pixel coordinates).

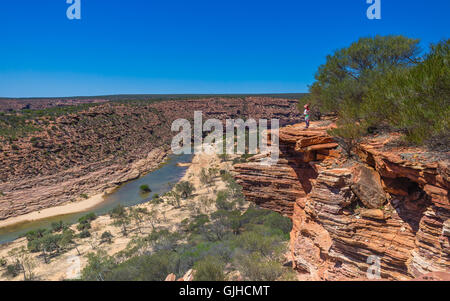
left=233, top=122, right=449, bottom=280
left=0, top=97, right=301, bottom=220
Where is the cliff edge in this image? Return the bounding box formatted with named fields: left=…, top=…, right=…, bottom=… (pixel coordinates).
left=233, top=121, right=449, bottom=280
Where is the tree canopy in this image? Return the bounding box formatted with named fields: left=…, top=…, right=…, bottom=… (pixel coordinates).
left=301, top=35, right=449, bottom=148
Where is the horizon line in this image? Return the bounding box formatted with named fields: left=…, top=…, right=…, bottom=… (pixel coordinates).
left=0, top=92, right=309, bottom=100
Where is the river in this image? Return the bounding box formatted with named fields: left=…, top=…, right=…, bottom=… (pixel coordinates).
left=0, top=152, right=193, bottom=244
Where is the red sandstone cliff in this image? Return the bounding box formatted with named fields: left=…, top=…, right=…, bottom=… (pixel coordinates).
left=233, top=121, right=449, bottom=280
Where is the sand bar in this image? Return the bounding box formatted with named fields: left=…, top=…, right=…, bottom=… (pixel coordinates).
left=0, top=193, right=105, bottom=229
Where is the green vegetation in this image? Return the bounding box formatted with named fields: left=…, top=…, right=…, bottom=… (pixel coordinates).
left=110, top=205, right=131, bottom=237
left=79, top=230, right=91, bottom=239
left=199, top=168, right=219, bottom=186
left=50, top=221, right=66, bottom=233
left=175, top=181, right=195, bottom=199
left=139, top=184, right=152, bottom=193
left=0, top=103, right=99, bottom=139
left=3, top=247, right=36, bottom=280
left=193, top=256, right=225, bottom=281
left=4, top=212, right=99, bottom=274
left=300, top=35, right=449, bottom=150
left=100, top=231, right=114, bottom=244
left=80, top=173, right=293, bottom=281
left=77, top=213, right=97, bottom=231
left=23, top=227, right=76, bottom=264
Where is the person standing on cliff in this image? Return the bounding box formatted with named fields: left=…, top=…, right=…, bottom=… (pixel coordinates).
left=304, top=104, right=310, bottom=129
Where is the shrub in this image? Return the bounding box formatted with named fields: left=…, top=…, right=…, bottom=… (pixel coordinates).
left=193, top=256, right=225, bottom=281
left=79, top=230, right=91, bottom=239
left=81, top=250, right=116, bottom=281
left=187, top=214, right=210, bottom=234
left=4, top=263, right=22, bottom=278
left=139, top=184, right=152, bottom=193
left=200, top=168, right=219, bottom=186
left=100, top=231, right=114, bottom=244
left=215, top=190, right=234, bottom=211
left=146, top=229, right=181, bottom=252
left=24, top=229, right=48, bottom=242
left=234, top=252, right=284, bottom=281
left=77, top=221, right=91, bottom=231
left=50, top=221, right=66, bottom=233
left=235, top=231, right=281, bottom=257
left=107, top=251, right=179, bottom=281
left=262, top=212, right=293, bottom=237
left=27, top=239, right=42, bottom=253
left=175, top=181, right=195, bottom=199
left=78, top=212, right=97, bottom=224
left=109, top=205, right=126, bottom=218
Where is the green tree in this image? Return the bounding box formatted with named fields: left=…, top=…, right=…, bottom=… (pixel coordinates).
left=81, top=250, right=116, bottom=281
left=304, top=35, right=421, bottom=115
left=129, top=207, right=149, bottom=233
left=301, top=35, right=422, bottom=152
left=363, top=39, right=450, bottom=146
left=175, top=181, right=195, bottom=199
left=110, top=206, right=131, bottom=237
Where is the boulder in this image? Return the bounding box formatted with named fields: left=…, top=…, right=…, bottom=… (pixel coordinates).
left=351, top=164, right=387, bottom=209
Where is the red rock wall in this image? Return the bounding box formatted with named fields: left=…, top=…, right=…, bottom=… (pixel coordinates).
left=233, top=122, right=450, bottom=280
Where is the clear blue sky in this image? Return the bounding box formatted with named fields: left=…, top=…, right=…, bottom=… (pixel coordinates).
left=1, top=0, right=449, bottom=97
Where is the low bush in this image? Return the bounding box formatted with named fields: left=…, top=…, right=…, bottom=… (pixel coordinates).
left=193, top=256, right=225, bottom=281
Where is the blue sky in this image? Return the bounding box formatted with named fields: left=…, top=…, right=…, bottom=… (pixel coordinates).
left=0, top=0, right=449, bottom=97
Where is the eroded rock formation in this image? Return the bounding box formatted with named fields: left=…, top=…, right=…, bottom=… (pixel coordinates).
left=233, top=121, right=449, bottom=280
left=0, top=97, right=301, bottom=220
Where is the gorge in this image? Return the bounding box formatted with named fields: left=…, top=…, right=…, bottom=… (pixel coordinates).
left=0, top=96, right=301, bottom=223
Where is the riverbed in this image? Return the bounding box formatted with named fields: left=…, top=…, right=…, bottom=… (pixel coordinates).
left=0, top=152, right=193, bottom=244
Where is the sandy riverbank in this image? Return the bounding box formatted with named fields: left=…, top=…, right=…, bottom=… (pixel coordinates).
left=0, top=148, right=171, bottom=230
left=0, top=149, right=238, bottom=281
left=0, top=193, right=106, bottom=229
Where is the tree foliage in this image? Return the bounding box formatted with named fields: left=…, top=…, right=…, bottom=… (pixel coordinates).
left=301, top=35, right=449, bottom=149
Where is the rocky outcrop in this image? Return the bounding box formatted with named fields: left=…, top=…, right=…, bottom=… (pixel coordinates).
left=165, top=269, right=195, bottom=281
left=233, top=121, right=449, bottom=280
